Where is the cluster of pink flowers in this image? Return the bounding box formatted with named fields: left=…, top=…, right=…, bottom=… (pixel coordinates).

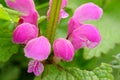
left=5, top=0, right=50, bottom=76
left=5, top=0, right=103, bottom=76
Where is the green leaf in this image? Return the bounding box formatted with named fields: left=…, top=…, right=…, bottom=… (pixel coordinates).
left=111, top=54, right=120, bottom=80
left=0, top=4, right=19, bottom=22
left=83, top=14, right=120, bottom=59
left=34, top=63, right=114, bottom=80
left=0, top=66, right=20, bottom=80
left=0, top=27, right=19, bottom=62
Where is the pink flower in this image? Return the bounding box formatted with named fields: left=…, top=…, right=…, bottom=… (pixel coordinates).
left=24, top=36, right=51, bottom=61
left=5, top=0, right=36, bottom=15
left=69, top=24, right=101, bottom=50
left=12, top=23, right=38, bottom=44
left=28, top=60, right=44, bottom=76
left=68, top=2, right=103, bottom=35
left=5, top=0, right=39, bottom=25
left=68, top=18, right=82, bottom=36
left=67, top=2, right=103, bottom=50
left=53, top=38, right=74, bottom=61
left=20, top=11, right=39, bottom=25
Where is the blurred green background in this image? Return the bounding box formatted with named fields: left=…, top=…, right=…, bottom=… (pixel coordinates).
left=0, top=0, right=120, bottom=80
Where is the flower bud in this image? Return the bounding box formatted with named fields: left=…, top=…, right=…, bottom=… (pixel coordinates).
left=12, top=23, right=38, bottom=44
left=53, top=38, right=74, bottom=62
left=28, top=60, right=44, bottom=76
left=24, top=36, right=51, bottom=61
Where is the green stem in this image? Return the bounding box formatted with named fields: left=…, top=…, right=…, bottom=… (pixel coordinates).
left=46, top=0, right=62, bottom=44
left=38, top=16, right=47, bottom=24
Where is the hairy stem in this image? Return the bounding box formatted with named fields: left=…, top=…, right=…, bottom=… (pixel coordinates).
left=46, top=0, right=62, bottom=44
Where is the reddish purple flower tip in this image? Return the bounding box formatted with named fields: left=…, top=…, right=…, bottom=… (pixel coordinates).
left=28, top=60, right=44, bottom=76
left=12, top=23, right=38, bottom=44
left=69, top=24, right=101, bottom=50
left=21, top=11, right=39, bottom=25
left=68, top=18, right=82, bottom=35
left=73, top=2, right=103, bottom=22
left=53, top=38, right=74, bottom=62
left=24, top=36, right=51, bottom=61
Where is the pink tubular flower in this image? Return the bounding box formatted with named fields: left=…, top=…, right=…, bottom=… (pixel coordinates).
left=12, top=23, right=38, bottom=44
left=28, top=60, right=44, bottom=76
left=69, top=24, right=101, bottom=50
left=24, top=36, right=51, bottom=61
left=5, top=0, right=36, bottom=15
left=53, top=38, right=74, bottom=61
left=5, top=0, right=39, bottom=25
left=68, top=2, right=103, bottom=35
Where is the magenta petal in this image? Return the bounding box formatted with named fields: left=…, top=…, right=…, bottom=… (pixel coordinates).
left=12, top=23, right=38, bottom=44
left=21, top=11, right=39, bottom=25
left=5, top=0, right=36, bottom=15
left=73, top=2, right=103, bottom=22
left=24, top=36, right=51, bottom=61
left=60, top=9, right=69, bottom=18
left=61, top=0, right=68, bottom=8
left=68, top=18, right=82, bottom=35
left=28, top=60, right=44, bottom=76
left=69, top=24, right=101, bottom=50
left=53, top=38, right=74, bottom=62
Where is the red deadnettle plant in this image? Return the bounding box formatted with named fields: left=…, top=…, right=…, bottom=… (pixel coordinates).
left=5, top=0, right=104, bottom=77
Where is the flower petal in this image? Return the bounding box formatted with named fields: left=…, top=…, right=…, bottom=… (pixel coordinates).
left=60, top=9, right=69, bottom=18
left=69, top=24, right=101, bottom=50
left=68, top=18, right=82, bottom=36
left=5, top=0, right=36, bottom=15
left=21, top=11, right=39, bottom=25
left=28, top=60, right=44, bottom=76
left=73, top=2, right=103, bottom=22
left=53, top=38, right=74, bottom=62
left=24, top=36, right=51, bottom=61
left=12, top=23, right=38, bottom=44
